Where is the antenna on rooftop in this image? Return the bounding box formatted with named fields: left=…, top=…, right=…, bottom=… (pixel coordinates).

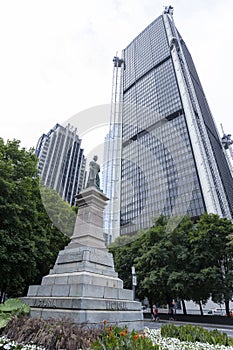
left=221, top=123, right=233, bottom=163
left=164, top=5, right=174, bottom=16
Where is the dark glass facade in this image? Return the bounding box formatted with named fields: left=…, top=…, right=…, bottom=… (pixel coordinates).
left=180, top=38, right=233, bottom=217
left=119, top=13, right=233, bottom=235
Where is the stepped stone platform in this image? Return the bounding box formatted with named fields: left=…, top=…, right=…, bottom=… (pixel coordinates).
left=22, top=187, right=143, bottom=331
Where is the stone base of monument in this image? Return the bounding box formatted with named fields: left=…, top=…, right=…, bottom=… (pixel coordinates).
left=22, top=187, right=143, bottom=331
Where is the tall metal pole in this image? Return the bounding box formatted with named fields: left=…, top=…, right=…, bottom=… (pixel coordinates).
left=131, top=266, right=137, bottom=300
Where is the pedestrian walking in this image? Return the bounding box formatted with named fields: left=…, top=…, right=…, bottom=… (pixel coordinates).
left=168, top=307, right=175, bottom=320
left=152, top=305, right=159, bottom=322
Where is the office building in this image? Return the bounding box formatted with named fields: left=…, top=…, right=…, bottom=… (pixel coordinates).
left=103, top=6, right=233, bottom=240
left=36, top=123, right=86, bottom=206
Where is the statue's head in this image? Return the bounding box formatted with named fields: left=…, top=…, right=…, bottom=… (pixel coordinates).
left=93, top=155, right=98, bottom=161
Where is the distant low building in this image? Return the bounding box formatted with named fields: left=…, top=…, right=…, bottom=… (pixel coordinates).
left=36, top=123, right=86, bottom=206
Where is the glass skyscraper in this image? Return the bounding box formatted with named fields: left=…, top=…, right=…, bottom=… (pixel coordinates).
left=36, top=123, right=86, bottom=206
left=103, top=6, right=233, bottom=240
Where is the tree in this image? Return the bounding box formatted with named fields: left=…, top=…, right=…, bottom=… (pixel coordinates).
left=135, top=215, right=196, bottom=314
left=109, top=232, right=143, bottom=290
left=190, top=213, right=233, bottom=316
left=39, top=182, right=76, bottom=237
left=165, top=216, right=195, bottom=314
left=110, top=228, right=171, bottom=312
left=111, top=216, right=194, bottom=313
left=134, top=216, right=171, bottom=308
left=110, top=212, right=233, bottom=316
left=0, top=139, right=69, bottom=301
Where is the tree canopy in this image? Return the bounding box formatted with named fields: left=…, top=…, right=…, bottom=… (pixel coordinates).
left=191, top=213, right=233, bottom=315
left=39, top=182, right=76, bottom=237
left=0, top=139, right=70, bottom=301
left=110, top=213, right=233, bottom=315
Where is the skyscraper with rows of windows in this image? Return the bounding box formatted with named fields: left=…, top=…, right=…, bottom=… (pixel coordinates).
left=36, top=123, right=86, bottom=206
left=103, top=6, right=233, bottom=241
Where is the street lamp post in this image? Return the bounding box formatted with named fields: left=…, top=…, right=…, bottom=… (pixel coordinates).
left=131, top=266, right=137, bottom=300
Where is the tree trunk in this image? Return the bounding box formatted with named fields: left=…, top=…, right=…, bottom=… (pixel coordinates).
left=181, top=299, right=187, bottom=315
left=198, top=301, right=203, bottom=315
left=0, top=290, right=5, bottom=304
left=225, top=299, right=230, bottom=317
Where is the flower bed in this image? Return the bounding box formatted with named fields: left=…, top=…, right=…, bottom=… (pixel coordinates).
left=145, top=328, right=233, bottom=350
left=2, top=322, right=233, bottom=349
left=0, top=335, right=46, bottom=349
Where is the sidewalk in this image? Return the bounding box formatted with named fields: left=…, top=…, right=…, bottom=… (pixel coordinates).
left=148, top=318, right=233, bottom=330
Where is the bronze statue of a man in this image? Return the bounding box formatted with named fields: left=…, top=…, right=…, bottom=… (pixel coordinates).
left=86, top=155, right=101, bottom=190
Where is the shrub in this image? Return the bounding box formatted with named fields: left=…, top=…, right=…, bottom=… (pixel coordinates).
left=161, top=323, right=233, bottom=346
left=0, top=298, right=30, bottom=329
left=2, top=316, right=104, bottom=350
left=3, top=317, right=158, bottom=350
left=91, top=321, right=159, bottom=349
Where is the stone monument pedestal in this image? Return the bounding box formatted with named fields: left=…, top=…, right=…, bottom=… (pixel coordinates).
left=22, top=187, right=143, bottom=331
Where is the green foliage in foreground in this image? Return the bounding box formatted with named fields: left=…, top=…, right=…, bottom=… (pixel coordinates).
left=0, top=138, right=70, bottom=299
left=161, top=323, right=233, bottom=346
left=3, top=316, right=158, bottom=350
left=0, top=299, right=30, bottom=329
left=3, top=316, right=233, bottom=350
left=91, top=323, right=159, bottom=349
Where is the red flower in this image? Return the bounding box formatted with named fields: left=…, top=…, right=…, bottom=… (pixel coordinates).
left=120, top=330, right=127, bottom=336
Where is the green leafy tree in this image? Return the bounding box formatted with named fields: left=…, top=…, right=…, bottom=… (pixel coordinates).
left=0, top=139, right=69, bottom=301
left=135, top=216, right=196, bottom=313
left=165, top=215, right=215, bottom=315
left=111, top=216, right=191, bottom=312
left=111, top=216, right=171, bottom=309
left=39, top=182, right=77, bottom=237
left=134, top=216, right=171, bottom=309
left=110, top=212, right=233, bottom=316
left=190, top=213, right=233, bottom=316
left=165, top=216, right=195, bottom=314
left=109, top=232, right=143, bottom=290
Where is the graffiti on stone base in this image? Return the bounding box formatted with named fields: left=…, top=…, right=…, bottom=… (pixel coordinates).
left=106, top=301, right=127, bottom=310
left=33, top=298, right=56, bottom=308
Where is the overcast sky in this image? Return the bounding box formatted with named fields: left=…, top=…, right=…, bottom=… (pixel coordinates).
left=1, top=0, right=233, bottom=162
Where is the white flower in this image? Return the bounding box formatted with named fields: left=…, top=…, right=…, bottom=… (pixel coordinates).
left=144, top=327, right=233, bottom=350
left=1, top=328, right=233, bottom=350
left=0, top=336, right=46, bottom=350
